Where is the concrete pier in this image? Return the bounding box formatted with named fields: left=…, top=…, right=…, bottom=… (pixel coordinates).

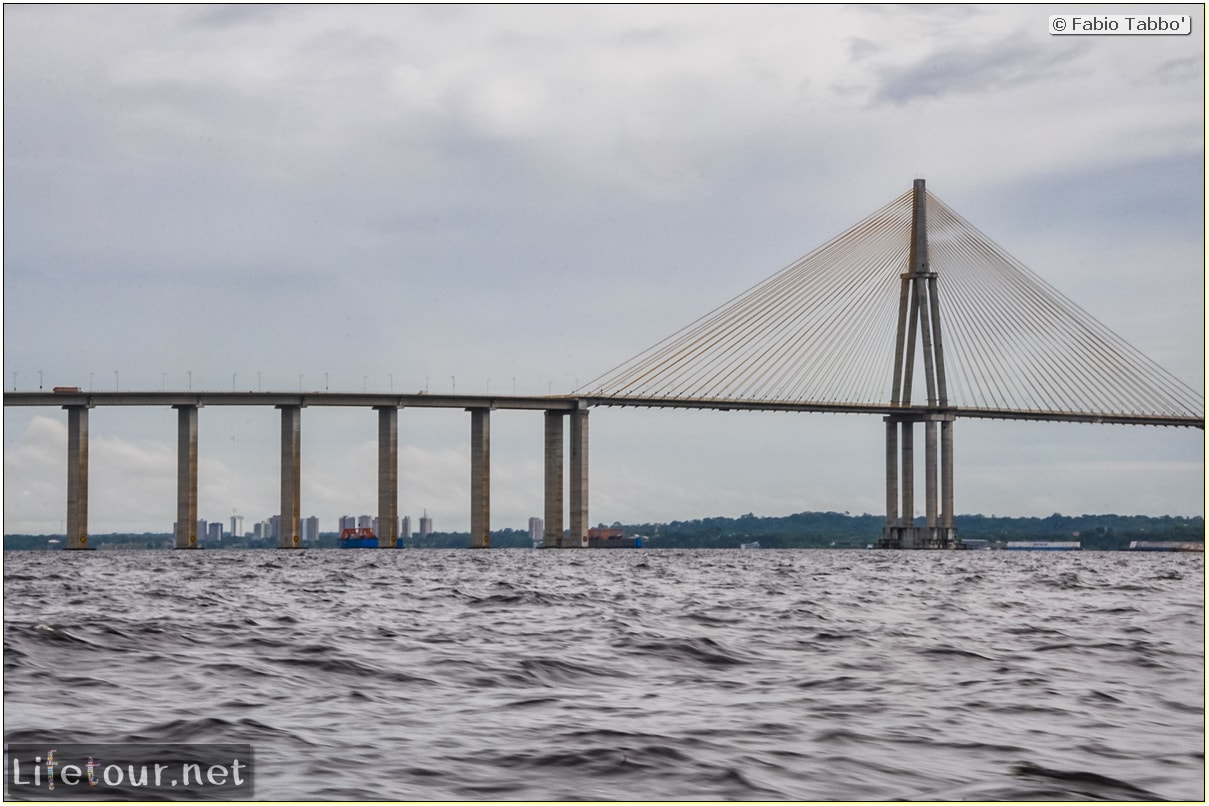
left=941, top=416, right=954, bottom=531
left=469, top=408, right=490, bottom=548
left=543, top=411, right=564, bottom=547
left=279, top=405, right=301, bottom=548
left=881, top=413, right=958, bottom=549
left=900, top=419, right=914, bottom=530
left=925, top=418, right=938, bottom=529
left=884, top=417, right=898, bottom=529
left=175, top=405, right=199, bottom=549
left=377, top=406, right=398, bottom=549
left=568, top=408, right=589, bottom=548
left=66, top=405, right=89, bottom=550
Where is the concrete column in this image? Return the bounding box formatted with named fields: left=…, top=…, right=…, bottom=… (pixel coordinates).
left=569, top=408, right=589, bottom=548
left=377, top=406, right=398, bottom=549
left=924, top=418, right=938, bottom=528
left=65, top=405, right=89, bottom=550
left=175, top=405, right=199, bottom=549
left=900, top=419, right=914, bottom=530
left=279, top=405, right=301, bottom=549
left=884, top=417, right=898, bottom=528
left=941, top=417, right=954, bottom=529
left=469, top=408, right=490, bottom=548
left=543, top=411, right=564, bottom=548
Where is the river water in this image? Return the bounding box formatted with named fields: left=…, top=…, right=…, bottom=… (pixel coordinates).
left=3, top=548, right=1204, bottom=800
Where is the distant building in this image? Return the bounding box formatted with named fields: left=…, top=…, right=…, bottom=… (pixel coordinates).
left=419, top=510, right=433, bottom=537
left=270, top=515, right=281, bottom=541
left=339, top=515, right=357, bottom=532
left=207, top=522, right=223, bottom=543
left=529, top=517, right=544, bottom=547
left=230, top=515, right=244, bottom=539
left=358, top=514, right=372, bottom=530
left=401, top=516, right=411, bottom=540
left=198, top=519, right=207, bottom=541
left=303, top=516, right=320, bottom=545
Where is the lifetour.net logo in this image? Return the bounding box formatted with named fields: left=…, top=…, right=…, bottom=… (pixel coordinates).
left=5, top=743, right=254, bottom=800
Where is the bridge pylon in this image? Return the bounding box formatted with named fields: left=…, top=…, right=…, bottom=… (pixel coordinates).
left=878, top=179, right=961, bottom=549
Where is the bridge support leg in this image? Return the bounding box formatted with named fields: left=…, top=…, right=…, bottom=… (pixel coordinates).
left=900, top=419, right=914, bottom=534
left=470, top=408, right=491, bottom=548
left=569, top=408, right=589, bottom=548
left=884, top=417, right=898, bottom=531
left=175, top=405, right=199, bottom=549
left=941, top=416, right=955, bottom=535
left=879, top=413, right=959, bottom=549
left=925, top=418, right=938, bottom=530
left=279, top=405, right=301, bottom=549
left=65, top=405, right=89, bottom=550
left=543, top=411, right=564, bottom=547
left=377, top=406, right=398, bottom=548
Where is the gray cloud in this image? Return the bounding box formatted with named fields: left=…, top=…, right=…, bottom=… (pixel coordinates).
left=872, top=32, right=1085, bottom=105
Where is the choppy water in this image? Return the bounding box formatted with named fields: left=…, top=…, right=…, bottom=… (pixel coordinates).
left=4, top=549, right=1204, bottom=801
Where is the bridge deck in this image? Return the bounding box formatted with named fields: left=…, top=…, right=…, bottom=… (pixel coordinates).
left=4, top=391, right=1200, bottom=428
left=3, top=391, right=583, bottom=411
left=577, top=396, right=1203, bottom=428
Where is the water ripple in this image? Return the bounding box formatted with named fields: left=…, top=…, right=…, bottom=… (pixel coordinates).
left=4, top=549, right=1203, bottom=800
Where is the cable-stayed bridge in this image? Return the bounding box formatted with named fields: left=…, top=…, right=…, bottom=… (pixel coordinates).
left=6, top=181, right=1202, bottom=550
left=577, top=179, right=1202, bottom=548
left=579, top=181, right=1200, bottom=424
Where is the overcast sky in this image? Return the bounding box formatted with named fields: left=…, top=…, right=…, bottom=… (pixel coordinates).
left=4, top=4, right=1204, bottom=536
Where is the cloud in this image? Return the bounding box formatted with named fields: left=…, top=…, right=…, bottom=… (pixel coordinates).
left=4, top=414, right=176, bottom=533
left=871, top=32, right=1082, bottom=105
left=2, top=416, right=67, bottom=533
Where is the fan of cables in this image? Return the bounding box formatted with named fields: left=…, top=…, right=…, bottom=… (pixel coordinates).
left=579, top=188, right=1203, bottom=421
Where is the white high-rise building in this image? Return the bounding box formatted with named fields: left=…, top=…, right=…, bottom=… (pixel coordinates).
left=303, top=516, right=320, bottom=545
left=529, top=517, right=544, bottom=547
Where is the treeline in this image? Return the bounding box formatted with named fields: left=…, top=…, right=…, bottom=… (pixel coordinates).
left=620, top=511, right=1204, bottom=550
left=4, top=513, right=1203, bottom=551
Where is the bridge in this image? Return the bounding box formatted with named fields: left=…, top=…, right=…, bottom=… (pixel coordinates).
left=6, top=180, right=1202, bottom=549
